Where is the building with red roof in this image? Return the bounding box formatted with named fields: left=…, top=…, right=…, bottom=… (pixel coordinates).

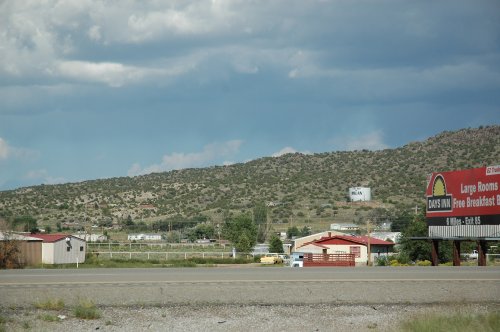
left=296, top=234, right=394, bottom=266
left=29, top=234, right=86, bottom=264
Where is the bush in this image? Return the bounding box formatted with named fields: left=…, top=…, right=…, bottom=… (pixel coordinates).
left=39, top=314, right=59, bottom=322
left=34, top=299, right=65, bottom=310
left=74, top=300, right=101, bottom=320
left=0, top=240, right=23, bottom=269
left=416, top=260, right=432, bottom=266
left=375, top=256, right=389, bottom=266
left=396, top=252, right=411, bottom=265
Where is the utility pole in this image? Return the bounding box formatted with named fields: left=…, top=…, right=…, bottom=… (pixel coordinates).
left=366, top=219, right=372, bottom=266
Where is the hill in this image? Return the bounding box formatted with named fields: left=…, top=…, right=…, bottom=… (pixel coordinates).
left=0, top=125, right=499, bottom=234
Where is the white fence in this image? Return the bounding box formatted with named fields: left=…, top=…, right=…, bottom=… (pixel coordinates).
left=87, top=242, right=228, bottom=251
left=93, top=251, right=232, bottom=260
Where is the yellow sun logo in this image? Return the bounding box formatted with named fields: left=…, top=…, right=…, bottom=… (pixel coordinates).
left=433, top=176, right=446, bottom=196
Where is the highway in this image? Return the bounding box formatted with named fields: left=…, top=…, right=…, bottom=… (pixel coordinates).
left=1, top=266, right=499, bottom=307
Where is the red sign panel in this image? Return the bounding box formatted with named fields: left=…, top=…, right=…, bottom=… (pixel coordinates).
left=426, top=166, right=500, bottom=226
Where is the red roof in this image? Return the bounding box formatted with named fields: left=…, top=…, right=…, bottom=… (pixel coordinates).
left=298, top=235, right=394, bottom=249
left=29, top=234, right=72, bottom=243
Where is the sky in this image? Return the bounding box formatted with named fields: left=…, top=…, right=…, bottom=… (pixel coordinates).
left=1, top=1, right=499, bottom=190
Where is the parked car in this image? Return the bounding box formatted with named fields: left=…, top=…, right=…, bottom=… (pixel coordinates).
left=279, top=254, right=290, bottom=265
left=260, top=253, right=284, bottom=264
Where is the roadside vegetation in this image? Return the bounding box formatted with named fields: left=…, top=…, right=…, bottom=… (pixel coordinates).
left=34, top=299, right=65, bottom=310
left=73, top=300, right=101, bottom=320
left=0, top=315, right=6, bottom=332
left=398, top=311, right=500, bottom=332
left=34, top=256, right=258, bottom=269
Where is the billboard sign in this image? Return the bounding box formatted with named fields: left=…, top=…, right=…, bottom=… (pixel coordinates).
left=426, top=166, right=500, bottom=228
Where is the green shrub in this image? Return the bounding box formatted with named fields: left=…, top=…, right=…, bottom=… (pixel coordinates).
left=39, top=314, right=59, bottom=322
left=416, top=260, right=432, bottom=266
left=74, top=300, right=101, bottom=320
left=390, top=259, right=400, bottom=266
left=375, top=256, right=389, bottom=266
left=34, top=299, right=65, bottom=310
left=397, top=252, right=411, bottom=265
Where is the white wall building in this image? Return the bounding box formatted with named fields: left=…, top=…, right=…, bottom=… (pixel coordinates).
left=128, top=233, right=162, bottom=241
left=30, top=234, right=86, bottom=264
left=73, top=233, right=108, bottom=242
left=330, top=223, right=360, bottom=231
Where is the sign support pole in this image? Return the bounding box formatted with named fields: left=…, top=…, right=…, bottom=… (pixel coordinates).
left=478, top=240, right=487, bottom=266
left=431, top=240, right=439, bottom=266
left=452, top=240, right=461, bottom=266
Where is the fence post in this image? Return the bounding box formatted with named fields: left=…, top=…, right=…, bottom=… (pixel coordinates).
left=148, top=252, right=150, bottom=260
left=185, top=252, right=187, bottom=260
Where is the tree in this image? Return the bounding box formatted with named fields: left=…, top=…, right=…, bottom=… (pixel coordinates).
left=13, top=216, right=38, bottom=233
left=222, top=214, right=257, bottom=254
left=391, top=210, right=414, bottom=232
left=399, top=212, right=452, bottom=263
left=287, top=226, right=300, bottom=239
left=253, top=202, right=268, bottom=243
left=186, top=224, right=215, bottom=242
left=253, top=202, right=267, bottom=225
left=0, top=232, right=22, bottom=269
left=125, top=215, right=135, bottom=227
left=269, top=234, right=284, bottom=253
left=300, top=226, right=311, bottom=237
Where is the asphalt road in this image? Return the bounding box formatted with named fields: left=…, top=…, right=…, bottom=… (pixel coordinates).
left=1, top=266, right=499, bottom=307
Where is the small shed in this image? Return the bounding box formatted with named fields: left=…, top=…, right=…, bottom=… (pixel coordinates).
left=0, top=232, right=43, bottom=266
left=30, top=234, right=86, bottom=264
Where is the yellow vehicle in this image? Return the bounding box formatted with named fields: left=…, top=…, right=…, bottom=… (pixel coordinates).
left=260, top=253, right=284, bottom=264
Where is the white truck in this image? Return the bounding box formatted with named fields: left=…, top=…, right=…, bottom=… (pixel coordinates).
left=463, top=250, right=478, bottom=260
left=290, top=252, right=305, bottom=267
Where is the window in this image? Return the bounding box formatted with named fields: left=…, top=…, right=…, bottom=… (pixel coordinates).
left=66, top=247, right=71, bottom=252
left=350, top=246, right=361, bottom=258
left=80, top=246, right=84, bottom=252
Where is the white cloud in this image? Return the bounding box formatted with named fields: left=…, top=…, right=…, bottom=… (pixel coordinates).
left=57, top=61, right=145, bottom=87
left=128, top=140, right=243, bottom=176
left=272, top=146, right=311, bottom=157
left=24, top=169, right=66, bottom=185
left=330, top=130, right=389, bottom=151
left=0, top=137, right=37, bottom=160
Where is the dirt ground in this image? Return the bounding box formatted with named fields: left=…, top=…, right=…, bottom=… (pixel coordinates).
left=2, top=303, right=499, bottom=332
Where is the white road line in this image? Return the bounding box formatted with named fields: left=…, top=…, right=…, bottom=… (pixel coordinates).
left=1, top=278, right=499, bottom=286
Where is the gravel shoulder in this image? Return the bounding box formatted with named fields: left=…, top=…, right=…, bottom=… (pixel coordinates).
left=2, top=303, right=499, bottom=332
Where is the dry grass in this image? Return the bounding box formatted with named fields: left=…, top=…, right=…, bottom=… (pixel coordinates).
left=399, top=311, right=500, bottom=332
left=73, top=300, right=101, bottom=320
left=34, top=298, right=65, bottom=310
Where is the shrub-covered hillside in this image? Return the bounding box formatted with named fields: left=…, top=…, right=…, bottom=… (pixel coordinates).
left=0, top=126, right=499, bottom=233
